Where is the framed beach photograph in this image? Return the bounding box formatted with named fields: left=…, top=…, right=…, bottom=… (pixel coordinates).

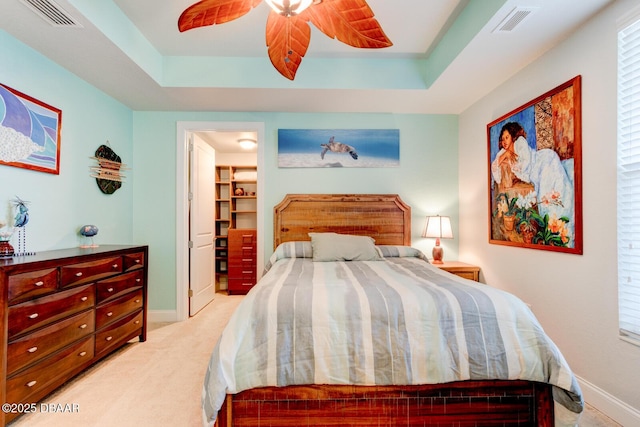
left=487, top=75, right=582, bottom=254
left=0, top=83, right=62, bottom=174
left=278, top=129, right=399, bottom=168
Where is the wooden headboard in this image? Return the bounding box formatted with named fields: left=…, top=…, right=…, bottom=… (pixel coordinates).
left=273, top=194, right=411, bottom=249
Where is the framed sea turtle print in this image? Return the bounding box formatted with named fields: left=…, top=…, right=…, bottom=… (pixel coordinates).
left=487, top=75, right=582, bottom=254
left=277, top=129, right=399, bottom=168
left=0, top=83, right=62, bottom=174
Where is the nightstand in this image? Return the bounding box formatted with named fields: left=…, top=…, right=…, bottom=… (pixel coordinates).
left=434, top=261, right=480, bottom=282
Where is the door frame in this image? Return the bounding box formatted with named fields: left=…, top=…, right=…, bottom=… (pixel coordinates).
left=176, top=121, right=265, bottom=322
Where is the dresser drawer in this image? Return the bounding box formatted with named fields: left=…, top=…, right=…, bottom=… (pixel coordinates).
left=228, top=230, right=256, bottom=248
left=96, top=270, right=144, bottom=304
left=60, top=256, right=123, bottom=288
left=6, top=336, right=94, bottom=405
left=228, top=265, right=256, bottom=281
left=7, top=268, right=58, bottom=304
left=96, top=289, right=143, bottom=329
left=228, top=278, right=256, bottom=293
left=228, top=244, right=256, bottom=259
left=7, top=284, right=95, bottom=338
left=95, top=310, right=143, bottom=357
left=7, top=310, right=94, bottom=375
left=455, top=271, right=479, bottom=281
left=123, top=251, right=145, bottom=272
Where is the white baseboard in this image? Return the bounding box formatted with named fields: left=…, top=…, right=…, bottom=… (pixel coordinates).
left=577, top=375, right=640, bottom=425
left=147, top=310, right=178, bottom=323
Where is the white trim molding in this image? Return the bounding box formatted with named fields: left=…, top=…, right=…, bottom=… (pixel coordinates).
left=577, top=375, right=640, bottom=426
left=175, top=121, right=265, bottom=322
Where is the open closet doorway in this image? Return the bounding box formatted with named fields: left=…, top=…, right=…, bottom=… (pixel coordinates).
left=176, top=122, right=265, bottom=321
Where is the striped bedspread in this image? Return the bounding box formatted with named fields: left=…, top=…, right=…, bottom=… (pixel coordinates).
left=202, top=243, right=583, bottom=426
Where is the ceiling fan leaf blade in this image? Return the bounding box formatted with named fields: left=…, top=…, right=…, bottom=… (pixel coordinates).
left=178, top=0, right=262, bottom=32
left=266, top=13, right=311, bottom=80
left=307, top=0, right=392, bottom=48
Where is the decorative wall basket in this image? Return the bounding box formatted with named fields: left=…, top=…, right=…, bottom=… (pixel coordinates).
left=90, top=144, right=127, bottom=194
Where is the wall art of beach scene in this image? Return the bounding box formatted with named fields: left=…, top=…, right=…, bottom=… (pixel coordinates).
left=278, top=129, right=399, bottom=168
left=0, top=83, right=61, bottom=174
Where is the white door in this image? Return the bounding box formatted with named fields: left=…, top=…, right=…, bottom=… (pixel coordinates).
left=189, top=135, right=216, bottom=316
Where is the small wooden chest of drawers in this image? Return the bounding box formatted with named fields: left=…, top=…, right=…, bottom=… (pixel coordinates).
left=434, top=261, right=481, bottom=282
left=0, top=245, right=148, bottom=426
left=227, top=229, right=257, bottom=295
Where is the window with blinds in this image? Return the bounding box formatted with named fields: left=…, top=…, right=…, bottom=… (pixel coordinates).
left=618, top=16, right=640, bottom=344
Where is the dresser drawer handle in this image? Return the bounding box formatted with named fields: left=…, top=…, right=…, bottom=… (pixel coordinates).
left=75, top=272, right=83, bottom=277
left=135, top=320, right=140, bottom=325
left=27, top=346, right=38, bottom=353
left=28, top=313, right=38, bottom=319
left=135, top=259, right=141, bottom=264
left=79, top=324, right=88, bottom=329
left=79, top=351, right=87, bottom=357
left=107, top=287, right=114, bottom=293
left=135, top=299, right=140, bottom=303
left=34, top=281, right=44, bottom=287
left=81, top=296, right=88, bottom=302
left=136, top=278, right=141, bottom=283
left=26, top=380, right=37, bottom=388
left=105, top=336, right=113, bottom=341
left=112, top=264, right=119, bottom=269
left=106, top=312, right=113, bottom=317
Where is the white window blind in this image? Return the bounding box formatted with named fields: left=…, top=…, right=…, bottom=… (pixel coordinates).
left=618, top=17, right=640, bottom=343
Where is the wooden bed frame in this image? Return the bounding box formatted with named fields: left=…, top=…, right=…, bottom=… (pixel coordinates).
left=216, top=194, right=554, bottom=426
left=273, top=193, right=412, bottom=248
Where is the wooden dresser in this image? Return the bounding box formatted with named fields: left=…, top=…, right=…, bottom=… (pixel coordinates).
left=227, top=229, right=256, bottom=295
left=0, top=245, right=148, bottom=425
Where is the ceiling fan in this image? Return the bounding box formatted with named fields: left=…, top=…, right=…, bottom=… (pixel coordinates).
left=178, top=0, right=392, bottom=80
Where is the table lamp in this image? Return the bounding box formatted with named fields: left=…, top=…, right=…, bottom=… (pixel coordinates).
left=422, top=215, right=453, bottom=264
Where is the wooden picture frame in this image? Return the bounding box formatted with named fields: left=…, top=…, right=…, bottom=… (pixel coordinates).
left=0, top=83, right=61, bottom=174
left=487, top=75, right=582, bottom=254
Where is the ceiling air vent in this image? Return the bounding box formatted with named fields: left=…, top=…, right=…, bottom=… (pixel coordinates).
left=493, top=7, right=538, bottom=33
left=19, top=0, right=83, bottom=27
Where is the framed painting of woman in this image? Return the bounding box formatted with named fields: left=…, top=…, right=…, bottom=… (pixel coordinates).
left=487, top=75, right=582, bottom=254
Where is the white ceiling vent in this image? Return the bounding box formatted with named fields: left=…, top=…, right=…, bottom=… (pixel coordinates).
left=493, top=6, right=538, bottom=33
left=19, top=0, right=83, bottom=27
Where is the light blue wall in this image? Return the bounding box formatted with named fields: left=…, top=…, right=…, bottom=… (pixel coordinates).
left=133, top=112, right=459, bottom=310
left=0, top=30, right=460, bottom=313
left=0, top=30, right=134, bottom=251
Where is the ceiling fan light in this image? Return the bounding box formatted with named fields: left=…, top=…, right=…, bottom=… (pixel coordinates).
left=264, top=0, right=313, bottom=17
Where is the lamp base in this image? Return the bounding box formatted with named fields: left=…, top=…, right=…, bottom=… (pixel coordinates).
left=432, top=246, right=444, bottom=264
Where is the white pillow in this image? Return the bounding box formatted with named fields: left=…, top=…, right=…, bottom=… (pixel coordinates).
left=308, top=232, right=382, bottom=262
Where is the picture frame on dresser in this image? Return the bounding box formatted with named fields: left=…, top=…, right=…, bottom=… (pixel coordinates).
left=0, top=245, right=148, bottom=426
left=487, top=75, right=583, bottom=255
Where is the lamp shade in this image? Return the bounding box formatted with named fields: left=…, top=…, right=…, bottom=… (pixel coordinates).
left=265, top=0, right=313, bottom=16
left=422, top=215, right=453, bottom=239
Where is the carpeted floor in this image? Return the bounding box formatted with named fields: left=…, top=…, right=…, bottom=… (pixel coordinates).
left=9, top=293, right=621, bottom=426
